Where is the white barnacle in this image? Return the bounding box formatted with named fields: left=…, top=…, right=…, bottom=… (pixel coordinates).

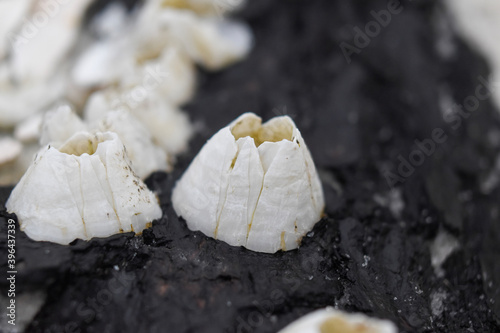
left=0, top=142, right=39, bottom=186
left=0, top=137, right=22, bottom=166
left=71, top=0, right=252, bottom=110
left=172, top=112, right=325, bottom=253
left=0, top=0, right=94, bottom=128
left=0, top=65, right=67, bottom=128
left=6, top=131, right=162, bottom=245
left=97, top=109, right=172, bottom=177
left=278, top=307, right=397, bottom=333
left=84, top=87, right=193, bottom=157
left=157, top=8, right=253, bottom=70
left=39, top=105, right=87, bottom=148
left=39, top=105, right=170, bottom=179
left=0, top=0, right=33, bottom=60
left=9, top=0, right=95, bottom=83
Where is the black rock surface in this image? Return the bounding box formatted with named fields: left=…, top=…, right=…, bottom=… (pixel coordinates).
left=1, top=0, right=500, bottom=332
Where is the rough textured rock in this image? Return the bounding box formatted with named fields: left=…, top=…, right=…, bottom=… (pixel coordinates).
left=1, top=0, right=500, bottom=332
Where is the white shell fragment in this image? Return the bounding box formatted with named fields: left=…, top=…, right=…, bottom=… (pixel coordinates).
left=278, top=307, right=397, bottom=333
left=172, top=113, right=325, bottom=253
left=6, top=131, right=162, bottom=245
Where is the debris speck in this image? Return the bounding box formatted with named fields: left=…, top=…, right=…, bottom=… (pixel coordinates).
left=430, top=228, right=460, bottom=277
left=361, top=255, right=371, bottom=268
left=431, top=290, right=448, bottom=317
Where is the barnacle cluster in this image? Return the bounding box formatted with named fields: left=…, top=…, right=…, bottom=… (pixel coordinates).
left=3, top=0, right=252, bottom=243
left=0, top=0, right=252, bottom=185
left=4, top=1, right=326, bottom=256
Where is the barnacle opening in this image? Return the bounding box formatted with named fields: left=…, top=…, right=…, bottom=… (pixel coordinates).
left=230, top=113, right=294, bottom=147
left=161, top=0, right=222, bottom=14
left=58, top=132, right=108, bottom=156
left=320, top=317, right=370, bottom=333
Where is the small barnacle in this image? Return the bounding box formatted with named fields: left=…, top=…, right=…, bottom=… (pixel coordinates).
left=172, top=112, right=325, bottom=253
left=0, top=137, right=22, bottom=166
left=40, top=105, right=170, bottom=179
left=157, top=8, right=253, bottom=70
left=84, top=88, right=193, bottom=158
left=0, top=0, right=95, bottom=128
left=6, top=131, right=162, bottom=245
left=0, top=0, right=32, bottom=60
left=278, top=307, right=397, bottom=333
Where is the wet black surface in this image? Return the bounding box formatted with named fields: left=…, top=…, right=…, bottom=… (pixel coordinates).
left=1, top=0, right=500, bottom=332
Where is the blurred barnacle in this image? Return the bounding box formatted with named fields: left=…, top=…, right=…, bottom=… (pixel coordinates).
left=40, top=104, right=170, bottom=179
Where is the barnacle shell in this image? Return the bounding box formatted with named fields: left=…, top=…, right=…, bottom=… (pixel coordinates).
left=157, top=8, right=253, bottom=70
left=0, top=0, right=93, bottom=128
left=10, top=0, right=94, bottom=82
left=172, top=113, right=324, bottom=253
left=39, top=105, right=87, bottom=148
left=40, top=105, right=170, bottom=179
left=73, top=42, right=196, bottom=107
left=14, top=113, right=44, bottom=143
left=84, top=87, right=193, bottom=156
left=97, top=110, right=171, bottom=177
left=130, top=0, right=251, bottom=70
left=72, top=0, right=251, bottom=103
left=6, top=131, right=162, bottom=245
left=0, top=68, right=67, bottom=128
left=0, top=0, right=33, bottom=60
left=278, top=308, right=397, bottom=333
left=0, top=142, right=38, bottom=186
left=0, top=137, right=22, bottom=166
